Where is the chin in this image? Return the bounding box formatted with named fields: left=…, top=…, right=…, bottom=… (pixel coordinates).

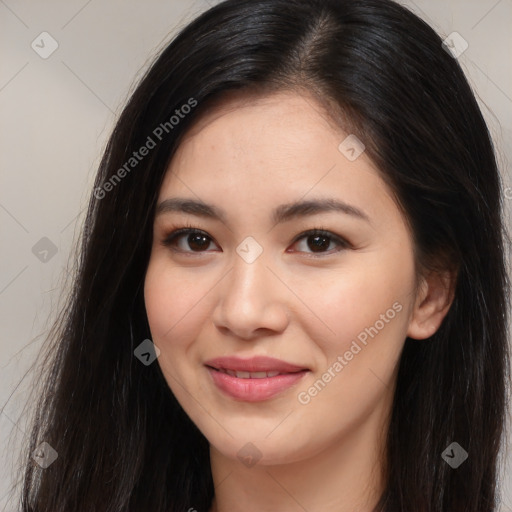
left=208, top=428, right=325, bottom=468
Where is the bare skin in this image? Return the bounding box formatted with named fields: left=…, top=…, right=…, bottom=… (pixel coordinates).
left=144, top=90, right=454, bottom=512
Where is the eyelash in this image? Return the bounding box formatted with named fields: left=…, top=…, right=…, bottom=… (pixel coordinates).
left=160, top=222, right=351, bottom=258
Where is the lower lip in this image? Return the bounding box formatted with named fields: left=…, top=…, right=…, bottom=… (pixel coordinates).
left=206, top=367, right=308, bottom=402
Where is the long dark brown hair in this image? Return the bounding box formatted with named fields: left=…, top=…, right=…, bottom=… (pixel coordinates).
left=13, top=0, right=510, bottom=510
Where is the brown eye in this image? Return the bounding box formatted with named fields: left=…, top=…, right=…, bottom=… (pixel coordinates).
left=161, top=226, right=349, bottom=257
left=162, top=228, right=219, bottom=253
left=289, top=229, right=350, bottom=256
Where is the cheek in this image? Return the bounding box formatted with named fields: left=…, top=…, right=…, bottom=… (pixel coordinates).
left=302, top=251, right=415, bottom=363
left=143, top=258, right=210, bottom=354
left=292, top=263, right=411, bottom=433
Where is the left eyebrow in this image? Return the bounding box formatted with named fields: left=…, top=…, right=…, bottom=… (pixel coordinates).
left=155, top=196, right=371, bottom=227
left=272, top=197, right=370, bottom=224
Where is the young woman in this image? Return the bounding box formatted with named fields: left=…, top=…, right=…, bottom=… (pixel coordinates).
left=18, top=0, right=510, bottom=510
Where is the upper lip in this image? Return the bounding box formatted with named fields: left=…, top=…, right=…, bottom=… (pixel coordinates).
left=205, top=356, right=308, bottom=373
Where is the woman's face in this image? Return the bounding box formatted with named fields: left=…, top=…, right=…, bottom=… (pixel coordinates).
left=144, top=90, right=422, bottom=466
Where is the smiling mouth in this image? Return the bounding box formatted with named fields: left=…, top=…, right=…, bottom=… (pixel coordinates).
left=204, top=357, right=310, bottom=401
left=207, top=367, right=294, bottom=379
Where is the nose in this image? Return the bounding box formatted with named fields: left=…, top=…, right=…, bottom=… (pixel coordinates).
left=212, top=251, right=290, bottom=340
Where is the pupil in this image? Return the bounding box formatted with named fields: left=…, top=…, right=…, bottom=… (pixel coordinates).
left=189, top=234, right=209, bottom=251
left=309, top=235, right=329, bottom=252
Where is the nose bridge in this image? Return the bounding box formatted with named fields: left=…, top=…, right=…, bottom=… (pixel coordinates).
left=213, top=242, right=289, bottom=338
left=229, top=248, right=268, bottom=302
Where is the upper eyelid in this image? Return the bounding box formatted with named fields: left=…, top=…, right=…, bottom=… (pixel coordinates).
left=161, top=227, right=218, bottom=244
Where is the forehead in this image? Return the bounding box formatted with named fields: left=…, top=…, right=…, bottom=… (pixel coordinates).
left=158, top=90, right=396, bottom=228
left=166, top=91, right=369, bottom=177
left=177, top=89, right=344, bottom=156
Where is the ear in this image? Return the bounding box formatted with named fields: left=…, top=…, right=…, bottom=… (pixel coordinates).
left=407, top=269, right=456, bottom=340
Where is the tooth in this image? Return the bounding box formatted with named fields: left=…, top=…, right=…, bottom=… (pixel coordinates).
left=221, top=370, right=283, bottom=379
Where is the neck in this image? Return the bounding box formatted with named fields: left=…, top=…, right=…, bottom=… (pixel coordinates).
left=208, top=411, right=388, bottom=512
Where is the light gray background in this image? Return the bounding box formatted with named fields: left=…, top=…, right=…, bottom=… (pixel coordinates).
left=1, top=0, right=511, bottom=510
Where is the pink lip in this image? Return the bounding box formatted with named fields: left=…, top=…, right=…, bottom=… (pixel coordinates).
left=204, top=356, right=309, bottom=402
left=204, top=355, right=308, bottom=373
